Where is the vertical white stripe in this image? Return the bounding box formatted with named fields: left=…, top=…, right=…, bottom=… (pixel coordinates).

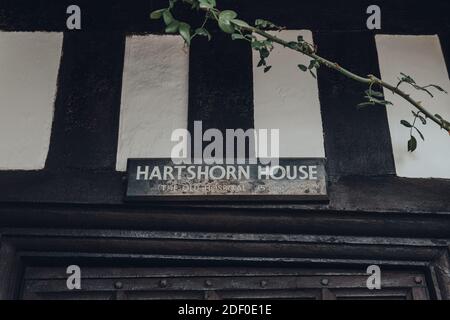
left=116, top=35, right=189, bottom=171
left=0, top=32, right=62, bottom=170
left=253, top=30, right=325, bottom=158
left=376, top=35, right=450, bottom=178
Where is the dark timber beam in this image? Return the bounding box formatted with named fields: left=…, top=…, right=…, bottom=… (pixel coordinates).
left=315, top=31, right=396, bottom=177
left=0, top=241, right=21, bottom=299
left=439, top=32, right=450, bottom=79
left=0, top=171, right=449, bottom=213
left=45, top=32, right=125, bottom=170
left=187, top=32, right=254, bottom=155
left=0, top=0, right=449, bottom=34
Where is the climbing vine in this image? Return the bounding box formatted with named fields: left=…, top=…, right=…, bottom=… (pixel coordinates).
left=151, top=0, right=450, bottom=152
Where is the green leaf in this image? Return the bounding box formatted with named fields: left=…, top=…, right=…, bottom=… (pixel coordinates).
left=400, top=72, right=416, bottom=84
left=412, top=111, right=427, bottom=125
left=367, top=96, right=393, bottom=106
left=264, top=66, right=272, bottom=73
left=195, top=27, right=211, bottom=41
left=260, top=48, right=270, bottom=58
left=408, top=135, right=417, bottom=152
left=163, top=10, right=174, bottom=25
left=231, top=33, right=246, bottom=41
left=365, top=89, right=384, bottom=98
left=419, top=116, right=427, bottom=125
left=178, top=22, right=191, bottom=45
left=255, top=19, right=267, bottom=27
left=400, top=120, right=413, bottom=128
left=218, top=19, right=235, bottom=34
left=219, top=10, right=238, bottom=21
left=230, top=19, right=250, bottom=28
left=165, top=20, right=179, bottom=33
left=309, top=70, right=317, bottom=79
left=298, top=64, right=307, bottom=72
left=414, top=127, right=425, bottom=141
left=199, top=0, right=216, bottom=9
left=297, top=35, right=304, bottom=42
left=418, top=86, right=434, bottom=98
left=426, top=84, right=448, bottom=94
left=255, top=19, right=278, bottom=29
left=263, top=40, right=274, bottom=50
left=217, top=10, right=237, bottom=35
left=251, top=41, right=264, bottom=50
left=150, top=9, right=166, bottom=20
left=357, top=102, right=375, bottom=108
left=257, top=59, right=266, bottom=67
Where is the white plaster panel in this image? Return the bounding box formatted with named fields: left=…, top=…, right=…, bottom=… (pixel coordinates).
left=116, top=35, right=189, bottom=171
left=376, top=35, right=450, bottom=178
left=253, top=30, right=325, bottom=158
left=0, top=32, right=62, bottom=170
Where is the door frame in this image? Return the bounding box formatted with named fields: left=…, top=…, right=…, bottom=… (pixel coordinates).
left=1, top=227, right=449, bottom=300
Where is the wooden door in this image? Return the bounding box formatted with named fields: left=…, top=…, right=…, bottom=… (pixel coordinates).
left=21, top=267, right=430, bottom=300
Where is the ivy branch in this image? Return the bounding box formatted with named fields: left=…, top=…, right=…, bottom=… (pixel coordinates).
left=151, top=0, right=450, bottom=152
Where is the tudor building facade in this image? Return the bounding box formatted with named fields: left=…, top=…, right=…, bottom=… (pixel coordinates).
left=0, top=0, right=450, bottom=300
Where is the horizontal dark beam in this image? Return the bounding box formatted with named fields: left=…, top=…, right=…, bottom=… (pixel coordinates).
left=0, top=170, right=125, bottom=204
left=1, top=229, right=447, bottom=277
left=0, top=181, right=450, bottom=237
left=0, top=232, right=443, bottom=262
left=2, top=228, right=449, bottom=248
left=0, top=0, right=448, bottom=33
left=0, top=170, right=449, bottom=212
